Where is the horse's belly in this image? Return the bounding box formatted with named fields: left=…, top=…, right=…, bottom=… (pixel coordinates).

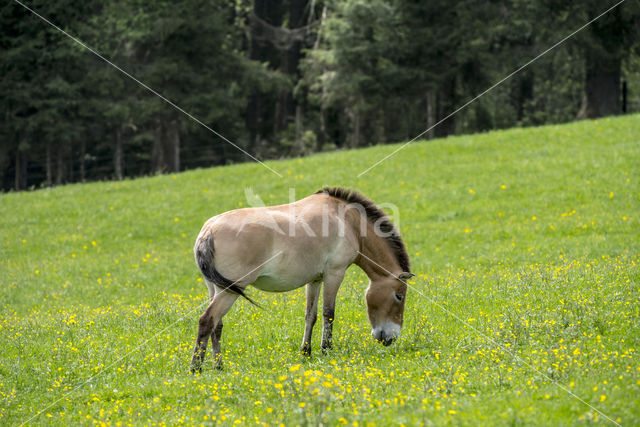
left=251, top=275, right=308, bottom=292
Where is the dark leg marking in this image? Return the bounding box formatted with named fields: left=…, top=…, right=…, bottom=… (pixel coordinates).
left=321, top=307, right=335, bottom=353
left=301, top=281, right=321, bottom=357
left=301, top=310, right=317, bottom=357
left=189, top=312, right=214, bottom=373
left=211, top=322, right=224, bottom=370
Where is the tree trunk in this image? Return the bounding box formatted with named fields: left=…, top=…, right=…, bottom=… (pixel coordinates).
left=516, top=71, right=534, bottom=122
left=79, top=139, right=86, bottom=182
left=313, top=5, right=328, bottom=152
left=114, top=126, right=123, bottom=180
left=292, top=103, right=303, bottom=155
left=374, top=108, right=385, bottom=145
left=14, top=145, right=27, bottom=191
left=246, top=92, right=261, bottom=155
left=246, top=0, right=284, bottom=154
left=45, top=141, right=52, bottom=187
left=435, top=76, right=456, bottom=137
left=151, top=120, right=165, bottom=173
left=318, top=104, right=327, bottom=150
left=165, top=118, right=180, bottom=172
left=274, top=0, right=306, bottom=135
left=274, top=91, right=290, bottom=135
left=577, top=6, right=624, bottom=119
left=426, top=90, right=435, bottom=140
left=350, top=109, right=360, bottom=149
left=55, top=145, right=64, bottom=185
left=577, top=51, right=621, bottom=119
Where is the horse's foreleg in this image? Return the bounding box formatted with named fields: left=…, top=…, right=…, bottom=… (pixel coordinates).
left=321, top=269, right=346, bottom=353
left=190, top=290, right=238, bottom=373
left=301, top=280, right=322, bottom=356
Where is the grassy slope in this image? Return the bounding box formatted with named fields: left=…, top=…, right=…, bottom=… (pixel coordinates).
left=1, top=115, right=638, bottom=425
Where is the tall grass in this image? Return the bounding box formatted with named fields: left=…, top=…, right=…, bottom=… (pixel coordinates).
left=1, top=115, right=638, bottom=425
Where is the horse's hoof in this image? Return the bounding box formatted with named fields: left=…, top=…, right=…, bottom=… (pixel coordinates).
left=213, top=356, right=224, bottom=371
left=189, top=364, right=202, bottom=374
left=301, top=346, right=311, bottom=357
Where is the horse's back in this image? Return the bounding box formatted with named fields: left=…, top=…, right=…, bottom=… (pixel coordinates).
left=197, top=194, right=358, bottom=290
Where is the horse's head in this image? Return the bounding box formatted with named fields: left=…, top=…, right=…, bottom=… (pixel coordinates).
left=365, top=272, right=413, bottom=346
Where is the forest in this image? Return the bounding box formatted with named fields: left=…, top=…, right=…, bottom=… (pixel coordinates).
left=1, top=0, right=639, bottom=191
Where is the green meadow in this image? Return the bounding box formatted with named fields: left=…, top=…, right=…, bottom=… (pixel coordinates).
left=1, top=115, right=638, bottom=425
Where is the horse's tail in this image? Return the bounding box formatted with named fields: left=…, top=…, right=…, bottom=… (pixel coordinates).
left=194, top=233, right=258, bottom=306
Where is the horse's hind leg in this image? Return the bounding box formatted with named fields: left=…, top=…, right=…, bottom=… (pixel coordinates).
left=301, top=279, right=322, bottom=356
left=190, top=290, right=238, bottom=373
left=211, top=321, right=224, bottom=370
left=205, top=280, right=216, bottom=302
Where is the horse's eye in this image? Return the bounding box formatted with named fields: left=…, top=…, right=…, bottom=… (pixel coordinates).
left=394, top=293, right=404, bottom=302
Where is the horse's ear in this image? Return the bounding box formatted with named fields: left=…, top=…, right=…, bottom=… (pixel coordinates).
left=398, top=272, right=414, bottom=280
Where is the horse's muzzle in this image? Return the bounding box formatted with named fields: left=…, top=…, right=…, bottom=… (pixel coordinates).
left=379, top=335, right=396, bottom=346
left=372, top=325, right=399, bottom=346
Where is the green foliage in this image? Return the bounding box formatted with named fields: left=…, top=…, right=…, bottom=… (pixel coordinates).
left=0, top=114, right=639, bottom=425
left=0, top=0, right=269, bottom=187
left=1, top=0, right=639, bottom=189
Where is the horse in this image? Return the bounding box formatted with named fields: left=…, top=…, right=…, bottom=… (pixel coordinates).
left=189, top=186, right=413, bottom=372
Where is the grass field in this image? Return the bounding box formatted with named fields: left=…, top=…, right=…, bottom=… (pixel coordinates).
left=1, top=115, right=639, bottom=425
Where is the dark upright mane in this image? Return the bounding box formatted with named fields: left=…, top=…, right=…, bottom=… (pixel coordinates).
left=315, top=187, right=411, bottom=273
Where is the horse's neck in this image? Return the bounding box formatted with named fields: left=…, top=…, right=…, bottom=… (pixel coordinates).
left=355, top=230, right=400, bottom=281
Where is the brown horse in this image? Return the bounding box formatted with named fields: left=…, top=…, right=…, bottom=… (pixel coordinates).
left=190, top=187, right=413, bottom=372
